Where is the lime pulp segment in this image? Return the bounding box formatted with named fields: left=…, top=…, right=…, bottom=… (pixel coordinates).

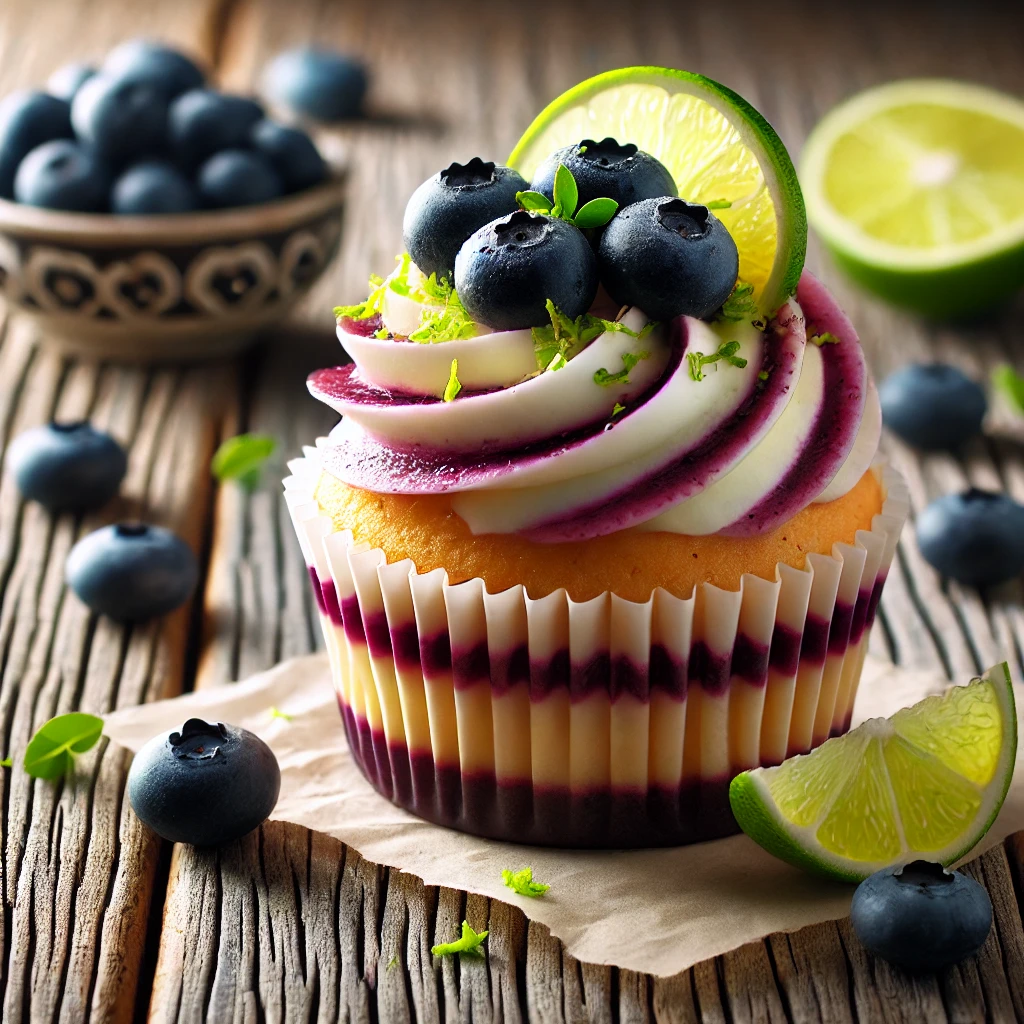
left=729, top=665, right=1017, bottom=882
left=509, top=67, right=807, bottom=317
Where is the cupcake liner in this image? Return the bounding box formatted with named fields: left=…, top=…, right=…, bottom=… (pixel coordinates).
left=284, top=450, right=908, bottom=848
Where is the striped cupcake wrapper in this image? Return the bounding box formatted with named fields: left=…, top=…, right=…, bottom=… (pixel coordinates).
left=285, top=452, right=908, bottom=848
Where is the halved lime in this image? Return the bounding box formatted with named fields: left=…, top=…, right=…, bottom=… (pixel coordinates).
left=509, top=67, right=806, bottom=318
left=730, top=664, right=1017, bottom=882
left=801, top=80, right=1024, bottom=319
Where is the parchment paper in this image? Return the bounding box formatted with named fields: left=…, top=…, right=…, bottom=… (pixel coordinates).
left=104, top=653, right=1024, bottom=977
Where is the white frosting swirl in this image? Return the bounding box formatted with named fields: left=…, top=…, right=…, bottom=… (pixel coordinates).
left=314, top=269, right=879, bottom=539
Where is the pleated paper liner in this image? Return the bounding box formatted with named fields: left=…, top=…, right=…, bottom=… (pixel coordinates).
left=285, top=451, right=908, bottom=848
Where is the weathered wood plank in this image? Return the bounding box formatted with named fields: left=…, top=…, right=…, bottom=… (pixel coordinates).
left=145, top=0, right=1024, bottom=1022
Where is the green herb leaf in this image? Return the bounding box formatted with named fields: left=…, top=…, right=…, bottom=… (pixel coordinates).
left=268, top=707, right=293, bottom=722
left=612, top=402, right=626, bottom=417
left=212, top=433, right=277, bottom=488
left=552, top=163, right=579, bottom=220
left=431, top=920, right=488, bottom=958
left=716, top=280, right=765, bottom=330
left=516, top=190, right=552, bottom=213
left=502, top=866, right=550, bottom=897
left=572, top=197, right=619, bottom=229
left=24, top=712, right=104, bottom=780
left=809, top=331, right=840, bottom=347
left=0, top=757, right=11, bottom=768
left=705, top=198, right=733, bottom=210
left=443, top=359, right=462, bottom=402
left=594, top=350, right=649, bottom=387
left=687, top=340, right=749, bottom=381
left=993, top=364, right=1024, bottom=416
left=758, top=370, right=770, bottom=381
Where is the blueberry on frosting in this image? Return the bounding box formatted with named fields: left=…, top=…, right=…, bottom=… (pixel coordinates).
left=454, top=210, right=598, bottom=330
left=531, top=138, right=677, bottom=213
left=598, top=197, right=739, bottom=320
left=402, top=158, right=527, bottom=282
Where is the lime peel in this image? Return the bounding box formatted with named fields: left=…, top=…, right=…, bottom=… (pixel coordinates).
left=729, top=664, right=1017, bottom=882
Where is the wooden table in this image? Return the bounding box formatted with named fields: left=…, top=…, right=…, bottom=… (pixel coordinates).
left=2, top=0, right=1024, bottom=1020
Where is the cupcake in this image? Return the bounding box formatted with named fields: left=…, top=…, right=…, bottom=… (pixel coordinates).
left=285, top=68, right=908, bottom=848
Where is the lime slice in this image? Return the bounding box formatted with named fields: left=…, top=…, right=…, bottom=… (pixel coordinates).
left=801, top=80, right=1024, bottom=319
left=509, top=67, right=806, bottom=317
left=729, top=664, right=1017, bottom=882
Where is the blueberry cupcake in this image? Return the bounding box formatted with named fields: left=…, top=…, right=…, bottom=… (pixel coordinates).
left=285, top=68, right=908, bottom=847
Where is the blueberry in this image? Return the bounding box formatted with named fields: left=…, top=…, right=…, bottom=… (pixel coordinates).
left=851, top=861, right=992, bottom=973
left=111, top=160, right=197, bottom=214
left=8, top=421, right=126, bottom=511
left=249, top=119, right=326, bottom=193
left=167, top=89, right=265, bottom=169
left=879, top=364, right=986, bottom=450
left=531, top=139, right=677, bottom=213
left=403, top=159, right=528, bottom=282
left=455, top=211, right=598, bottom=330
left=597, top=197, right=739, bottom=320
left=14, top=140, right=110, bottom=212
left=102, top=39, right=205, bottom=98
left=197, top=149, right=283, bottom=209
left=66, top=523, right=198, bottom=622
left=262, top=48, right=367, bottom=121
left=127, top=718, right=280, bottom=846
left=46, top=63, right=97, bottom=102
left=0, top=90, right=73, bottom=198
left=917, top=488, right=1024, bottom=587
left=72, top=73, right=169, bottom=165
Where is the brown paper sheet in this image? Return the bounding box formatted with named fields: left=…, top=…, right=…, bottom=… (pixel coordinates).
left=103, top=653, right=1024, bottom=977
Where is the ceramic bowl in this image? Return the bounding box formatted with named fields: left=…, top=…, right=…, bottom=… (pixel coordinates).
left=0, top=171, right=345, bottom=362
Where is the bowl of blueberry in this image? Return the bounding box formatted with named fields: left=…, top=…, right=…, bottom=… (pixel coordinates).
left=0, top=39, right=347, bottom=362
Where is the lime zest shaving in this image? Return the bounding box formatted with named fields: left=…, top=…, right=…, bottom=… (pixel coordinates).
left=687, top=340, right=748, bottom=381
left=809, top=331, right=840, bottom=347
left=334, top=272, right=387, bottom=322
left=268, top=707, right=293, bottom=722
left=532, top=299, right=654, bottom=372
left=716, top=280, right=765, bottom=330
left=706, top=198, right=733, bottom=210
left=502, top=866, right=550, bottom=897
left=443, top=359, right=462, bottom=402
left=594, top=350, right=649, bottom=387
left=993, top=364, right=1024, bottom=416
left=612, top=401, right=626, bottom=417
left=431, top=920, right=488, bottom=957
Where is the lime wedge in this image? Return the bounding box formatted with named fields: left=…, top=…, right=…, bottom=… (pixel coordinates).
left=509, top=67, right=806, bottom=317
left=729, top=665, right=1017, bottom=882
left=801, top=80, right=1024, bottom=318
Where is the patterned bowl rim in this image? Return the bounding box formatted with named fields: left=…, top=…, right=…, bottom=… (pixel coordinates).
left=0, top=165, right=347, bottom=245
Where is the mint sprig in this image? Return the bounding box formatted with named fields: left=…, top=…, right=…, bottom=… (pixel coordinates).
left=23, top=712, right=104, bottom=780
left=516, top=164, right=618, bottom=230
left=212, top=433, right=277, bottom=488
left=431, top=920, right=488, bottom=958
left=687, top=340, right=748, bottom=381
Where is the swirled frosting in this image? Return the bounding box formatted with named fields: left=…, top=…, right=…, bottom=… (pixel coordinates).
left=310, top=270, right=880, bottom=541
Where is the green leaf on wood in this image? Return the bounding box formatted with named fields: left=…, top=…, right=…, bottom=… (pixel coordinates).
left=23, top=712, right=104, bottom=780
left=212, top=434, right=277, bottom=487
left=431, top=920, right=488, bottom=957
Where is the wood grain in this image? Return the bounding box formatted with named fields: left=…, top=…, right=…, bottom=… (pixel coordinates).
left=0, top=0, right=1023, bottom=1020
